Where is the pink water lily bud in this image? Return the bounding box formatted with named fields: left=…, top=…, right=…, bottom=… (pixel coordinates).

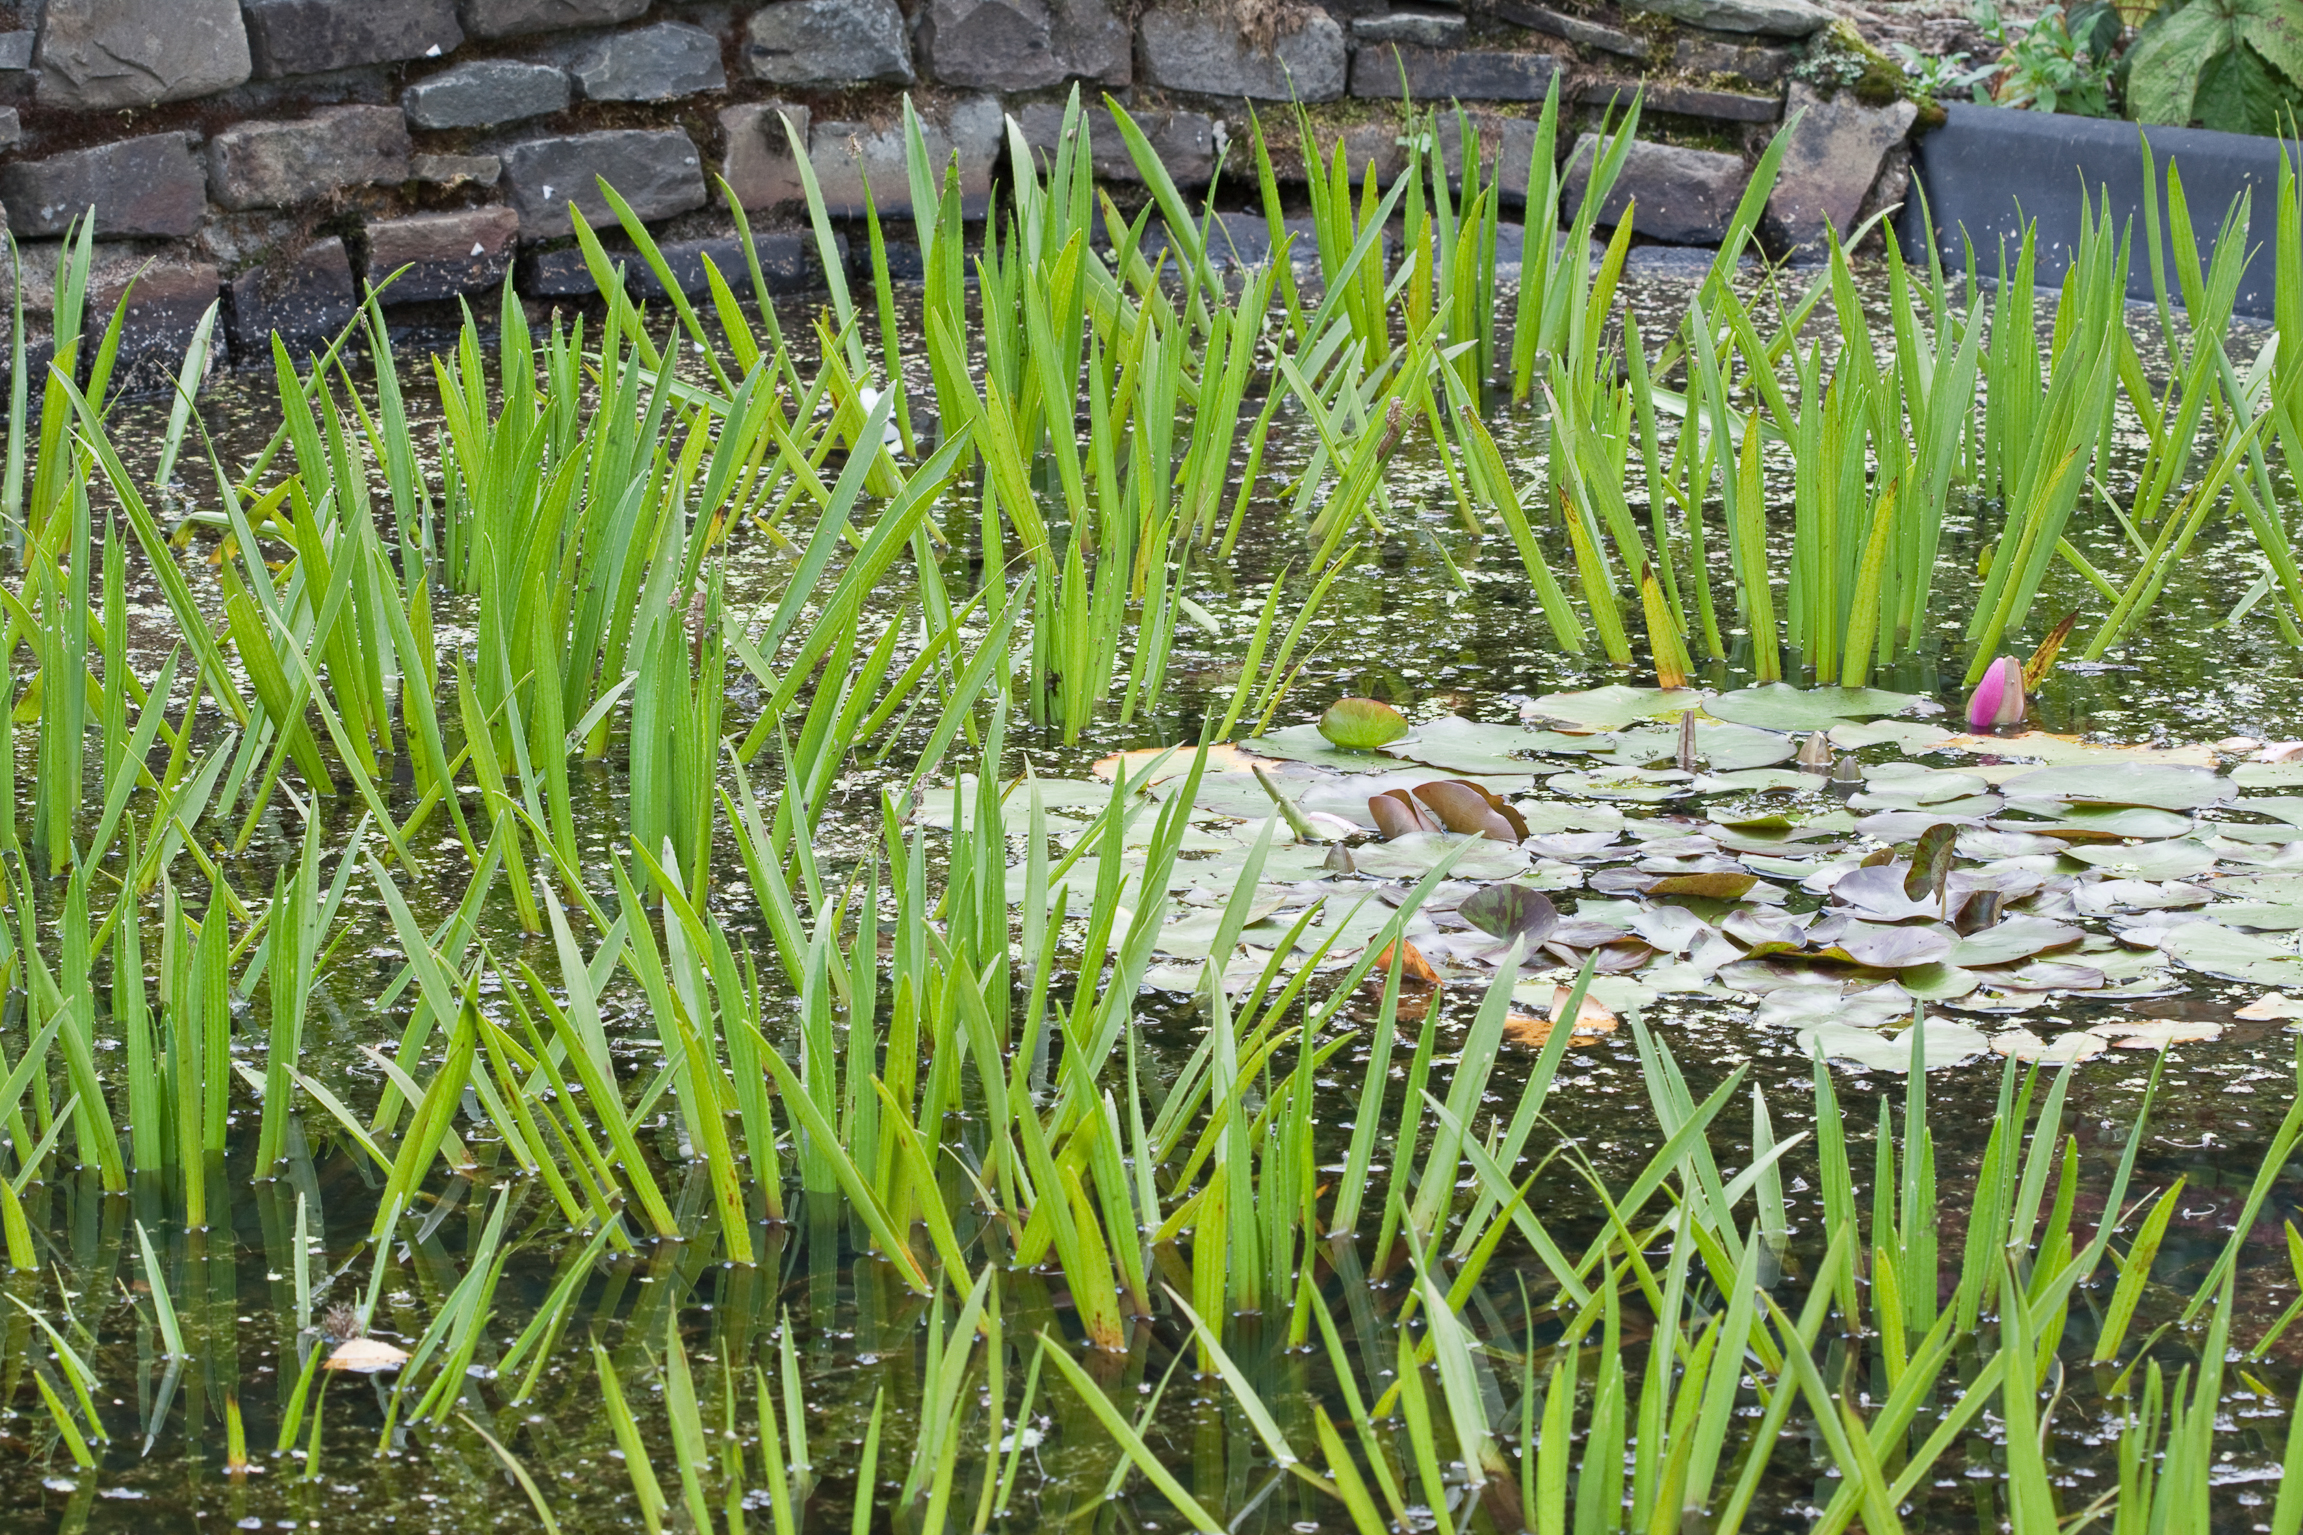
left=1967, top=656, right=2026, bottom=732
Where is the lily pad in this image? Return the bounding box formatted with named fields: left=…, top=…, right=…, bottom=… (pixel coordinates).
left=2234, top=761, right=2303, bottom=788
left=1997, top=763, right=2236, bottom=812
left=1694, top=769, right=1822, bottom=793
left=1831, top=863, right=1957, bottom=922
left=1347, top=833, right=1532, bottom=882
left=2064, top=839, right=2219, bottom=882
left=1155, top=897, right=1292, bottom=956
left=1320, top=697, right=1409, bottom=749
left=1246, top=723, right=1418, bottom=772
left=1798, top=1016, right=1992, bottom=1072
left=2203, top=903, right=2303, bottom=931
left=1822, top=922, right=1956, bottom=970
left=1946, top=915, right=2084, bottom=968
left=1996, top=803, right=2195, bottom=839
left=1899, top=962, right=1982, bottom=1000
left=1936, top=733, right=2219, bottom=768
left=1705, top=684, right=1929, bottom=732
left=1382, top=716, right=1595, bottom=774
left=1757, top=983, right=1914, bottom=1030
left=1551, top=767, right=1696, bottom=802
left=2211, top=873, right=2303, bottom=903
left=1830, top=719, right=1955, bottom=751
left=1460, top=885, right=1560, bottom=945
left=1601, top=722, right=1801, bottom=771
left=1524, top=684, right=1709, bottom=732
left=1093, top=743, right=1261, bottom=783
left=2157, top=921, right=2303, bottom=985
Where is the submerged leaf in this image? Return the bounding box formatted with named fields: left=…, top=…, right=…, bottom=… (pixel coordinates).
left=1799, top=1016, right=1992, bottom=1072
left=1989, top=1027, right=2107, bottom=1064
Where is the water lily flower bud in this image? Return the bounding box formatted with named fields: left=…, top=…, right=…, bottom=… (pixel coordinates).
left=1796, top=730, right=1833, bottom=770
left=1967, top=656, right=2026, bottom=732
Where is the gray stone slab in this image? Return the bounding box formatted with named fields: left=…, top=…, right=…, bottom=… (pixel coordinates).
left=808, top=96, right=1000, bottom=217
left=1489, top=0, right=1648, bottom=57
left=228, top=237, right=356, bottom=357
left=1351, top=42, right=1563, bottom=100
left=918, top=0, right=1129, bottom=90
left=1621, top=0, right=1830, bottom=35
left=365, top=205, right=520, bottom=302
left=1765, top=82, right=1914, bottom=251
left=746, top=0, right=913, bottom=85
left=36, top=0, right=251, bottom=107
left=1563, top=135, right=1747, bottom=245
left=1138, top=4, right=1345, bottom=101
left=1437, top=110, right=1541, bottom=201
left=519, top=229, right=837, bottom=299
left=572, top=21, right=727, bottom=100
left=242, top=0, right=463, bottom=77
left=1900, top=101, right=2296, bottom=319
left=404, top=59, right=571, bottom=128
left=500, top=128, right=706, bottom=236
left=1352, top=9, right=1465, bottom=47
left=460, top=0, right=648, bottom=39
left=208, top=106, right=412, bottom=211
left=629, top=231, right=832, bottom=297
left=719, top=102, right=811, bottom=210
left=0, top=31, right=33, bottom=70
left=1582, top=77, right=1780, bottom=121
left=2, top=134, right=209, bottom=238
left=1013, top=102, right=1218, bottom=189
left=1672, top=31, right=1794, bottom=82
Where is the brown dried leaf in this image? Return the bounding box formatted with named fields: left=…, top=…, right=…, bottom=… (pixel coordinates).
left=1371, top=940, right=1440, bottom=987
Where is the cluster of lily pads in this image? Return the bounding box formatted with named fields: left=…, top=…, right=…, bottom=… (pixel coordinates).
left=1028, top=684, right=2303, bottom=1075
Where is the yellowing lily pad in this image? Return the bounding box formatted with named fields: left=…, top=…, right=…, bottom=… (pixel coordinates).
left=1936, top=733, right=2219, bottom=768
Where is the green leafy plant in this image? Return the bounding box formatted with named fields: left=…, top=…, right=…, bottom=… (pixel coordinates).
left=2124, top=0, right=2303, bottom=131
left=1978, top=0, right=2122, bottom=114
left=1891, top=41, right=1999, bottom=99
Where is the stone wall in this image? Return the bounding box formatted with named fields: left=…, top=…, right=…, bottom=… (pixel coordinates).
left=0, top=0, right=1922, bottom=390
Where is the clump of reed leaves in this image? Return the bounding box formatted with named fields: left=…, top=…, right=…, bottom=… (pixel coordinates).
left=0, top=78, right=2298, bottom=1534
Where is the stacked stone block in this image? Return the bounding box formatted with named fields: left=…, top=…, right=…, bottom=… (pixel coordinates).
left=0, top=0, right=1920, bottom=388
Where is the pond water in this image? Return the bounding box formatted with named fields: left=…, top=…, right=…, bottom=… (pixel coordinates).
left=5, top=252, right=2303, bottom=1534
